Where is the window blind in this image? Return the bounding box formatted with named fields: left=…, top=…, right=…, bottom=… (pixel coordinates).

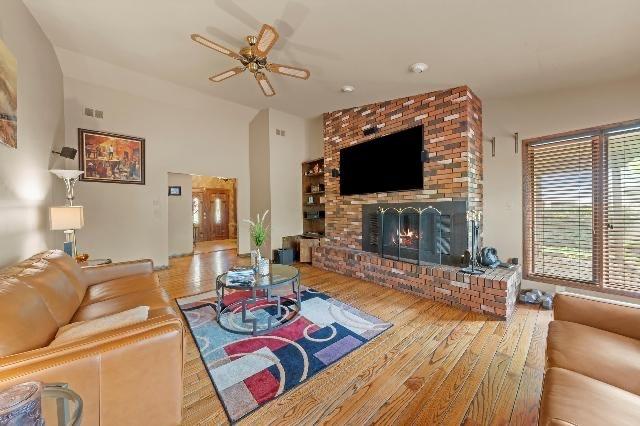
left=603, top=129, right=640, bottom=292
left=525, top=136, right=596, bottom=283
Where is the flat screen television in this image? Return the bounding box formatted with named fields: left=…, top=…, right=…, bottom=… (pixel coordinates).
left=339, top=125, right=424, bottom=196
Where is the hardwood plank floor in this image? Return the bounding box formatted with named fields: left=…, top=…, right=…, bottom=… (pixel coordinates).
left=156, top=250, right=548, bottom=425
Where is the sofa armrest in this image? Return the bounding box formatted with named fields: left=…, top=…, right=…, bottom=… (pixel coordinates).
left=553, top=292, right=640, bottom=340
left=0, top=314, right=183, bottom=425
left=81, top=259, right=154, bottom=286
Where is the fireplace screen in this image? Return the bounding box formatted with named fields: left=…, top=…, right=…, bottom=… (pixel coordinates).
left=380, top=207, right=442, bottom=264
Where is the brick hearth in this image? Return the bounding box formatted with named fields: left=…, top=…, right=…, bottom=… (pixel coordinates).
left=312, top=85, right=521, bottom=320
left=313, top=246, right=520, bottom=319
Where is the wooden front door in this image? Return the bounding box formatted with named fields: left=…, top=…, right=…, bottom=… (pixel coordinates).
left=207, top=189, right=229, bottom=240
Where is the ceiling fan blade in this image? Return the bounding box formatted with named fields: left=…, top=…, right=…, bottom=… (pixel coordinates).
left=267, top=63, right=310, bottom=80
left=254, top=72, right=275, bottom=97
left=252, top=24, right=279, bottom=57
left=209, top=66, right=246, bottom=83
left=191, top=34, right=242, bottom=61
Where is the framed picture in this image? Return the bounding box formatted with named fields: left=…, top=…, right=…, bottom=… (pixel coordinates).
left=168, top=186, right=182, bottom=196
left=78, top=129, right=145, bottom=185
left=0, top=37, right=18, bottom=149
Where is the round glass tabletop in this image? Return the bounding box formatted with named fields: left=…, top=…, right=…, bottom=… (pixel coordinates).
left=218, top=264, right=299, bottom=289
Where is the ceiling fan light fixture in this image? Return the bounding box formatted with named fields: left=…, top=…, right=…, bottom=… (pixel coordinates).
left=341, top=85, right=355, bottom=93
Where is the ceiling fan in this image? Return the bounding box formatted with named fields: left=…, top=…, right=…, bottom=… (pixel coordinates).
left=191, top=24, right=310, bottom=97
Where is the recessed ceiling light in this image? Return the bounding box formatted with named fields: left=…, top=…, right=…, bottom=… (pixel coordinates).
left=409, top=63, right=429, bottom=73
left=341, top=85, right=355, bottom=93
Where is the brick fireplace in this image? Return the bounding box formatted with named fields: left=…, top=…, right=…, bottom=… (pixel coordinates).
left=312, top=86, right=520, bottom=319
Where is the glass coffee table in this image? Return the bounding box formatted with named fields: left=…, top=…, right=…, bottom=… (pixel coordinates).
left=215, top=264, right=301, bottom=335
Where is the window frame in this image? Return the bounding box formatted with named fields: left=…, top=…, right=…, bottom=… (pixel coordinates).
left=522, top=118, right=640, bottom=298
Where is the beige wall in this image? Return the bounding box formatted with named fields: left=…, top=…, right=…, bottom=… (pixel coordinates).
left=483, top=75, right=640, bottom=301
left=58, top=49, right=257, bottom=267
left=0, top=0, right=65, bottom=267
left=167, top=172, right=193, bottom=257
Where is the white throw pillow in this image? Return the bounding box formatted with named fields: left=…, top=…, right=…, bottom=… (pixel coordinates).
left=49, top=306, right=150, bottom=346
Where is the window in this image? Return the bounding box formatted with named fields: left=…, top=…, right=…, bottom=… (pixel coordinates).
left=214, top=198, right=222, bottom=224
left=193, top=197, right=200, bottom=226
left=523, top=119, right=640, bottom=296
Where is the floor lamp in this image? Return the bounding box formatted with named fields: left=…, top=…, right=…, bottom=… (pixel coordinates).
left=50, top=169, right=85, bottom=257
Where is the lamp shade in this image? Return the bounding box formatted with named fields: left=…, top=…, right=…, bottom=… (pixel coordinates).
left=50, top=206, right=84, bottom=230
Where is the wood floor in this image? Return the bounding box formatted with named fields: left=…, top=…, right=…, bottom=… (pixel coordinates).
left=193, top=239, right=238, bottom=255
left=156, top=249, right=551, bottom=425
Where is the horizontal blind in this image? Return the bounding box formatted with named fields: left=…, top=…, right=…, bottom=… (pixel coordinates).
left=527, top=137, right=595, bottom=283
left=603, top=129, right=640, bottom=293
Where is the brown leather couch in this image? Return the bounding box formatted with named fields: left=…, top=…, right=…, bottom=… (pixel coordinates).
left=539, top=292, right=640, bottom=425
left=0, top=250, right=183, bottom=425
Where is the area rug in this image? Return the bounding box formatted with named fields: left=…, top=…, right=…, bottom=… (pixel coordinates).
left=177, top=286, right=392, bottom=423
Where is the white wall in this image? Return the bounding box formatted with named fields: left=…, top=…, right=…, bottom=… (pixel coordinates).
left=0, top=0, right=65, bottom=267
left=167, top=172, right=193, bottom=257
left=248, top=109, right=271, bottom=256
left=58, top=49, right=257, bottom=267
left=483, top=76, right=640, bottom=301
left=248, top=109, right=324, bottom=257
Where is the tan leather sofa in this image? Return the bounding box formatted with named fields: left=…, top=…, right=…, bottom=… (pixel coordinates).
left=0, top=250, right=183, bottom=425
left=539, top=292, right=640, bottom=425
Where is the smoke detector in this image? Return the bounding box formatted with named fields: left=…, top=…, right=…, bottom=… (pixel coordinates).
left=409, top=63, right=429, bottom=73
left=341, top=85, right=355, bottom=93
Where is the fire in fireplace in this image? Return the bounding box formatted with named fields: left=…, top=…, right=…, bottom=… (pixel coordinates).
left=362, top=201, right=468, bottom=266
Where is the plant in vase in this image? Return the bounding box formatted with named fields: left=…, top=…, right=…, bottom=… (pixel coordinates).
left=244, top=210, right=270, bottom=275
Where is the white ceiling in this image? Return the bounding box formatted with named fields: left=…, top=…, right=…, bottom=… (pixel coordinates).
left=23, top=0, right=640, bottom=118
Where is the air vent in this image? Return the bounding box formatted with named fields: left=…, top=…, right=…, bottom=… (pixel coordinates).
left=84, top=107, right=94, bottom=117
left=94, top=110, right=104, bottom=119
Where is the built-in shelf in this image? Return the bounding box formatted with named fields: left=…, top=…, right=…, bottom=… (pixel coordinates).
left=303, top=157, right=326, bottom=237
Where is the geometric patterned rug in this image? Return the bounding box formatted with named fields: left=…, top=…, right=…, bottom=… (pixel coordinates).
left=177, top=286, right=392, bottom=423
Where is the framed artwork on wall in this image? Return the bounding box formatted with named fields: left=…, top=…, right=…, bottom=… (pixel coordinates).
left=0, top=37, right=18, bottom=149
left=168, top=186, right=182, bottom=196
left=78, top=128, right=145, bottom=185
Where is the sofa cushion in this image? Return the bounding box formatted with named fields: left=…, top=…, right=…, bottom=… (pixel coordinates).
left=80, top=273, right=159, bottom=306
left=72, top=289, right=171, bottom=322
left=14, top=258, right=81, bottom=326
left=547, top=320, right=640, bottom=395
left=41, top=250, right=87, bottom=301
left=539, top=367, right=640, bottom=426
left=0, top=278, right=59, bottom=356
left=50, top=306, right=150, bottom=346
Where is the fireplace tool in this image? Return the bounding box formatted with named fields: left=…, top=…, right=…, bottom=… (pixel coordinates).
left=460, top=210, right=485, bottom=275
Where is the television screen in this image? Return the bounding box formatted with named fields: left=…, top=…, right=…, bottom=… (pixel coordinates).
left=339, top=125, right=424, bottom=196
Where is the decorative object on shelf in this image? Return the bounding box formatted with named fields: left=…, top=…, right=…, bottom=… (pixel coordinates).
left=75, top=253, right=89, bottom=263
left=0, top=37, right=17, bottom=149
left=304, top=162, right=324, bottom=175
left=78, top=128, right=145, bottom=185
left=244, top=210, right=270, bottom=271
left=0, top=381, right=83, bottom=426
left=190, top=23, right=310, bottom=97
left=50, top=206, right=84, bottom=257
left=168, top=185, right=182, bottom=196
left=459, top=210, right=485, bottom=275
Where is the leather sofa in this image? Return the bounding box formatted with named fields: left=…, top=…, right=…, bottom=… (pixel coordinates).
left=539, top=292, right=640, bottom=425
left=0, top=250, right=183, bottom=425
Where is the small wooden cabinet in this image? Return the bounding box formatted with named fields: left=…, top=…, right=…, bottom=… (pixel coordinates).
left=299, top=238, right=320, bottom=263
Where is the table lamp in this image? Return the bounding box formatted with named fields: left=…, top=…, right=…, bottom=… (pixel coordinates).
left=50, top=206, right=84, bottom=257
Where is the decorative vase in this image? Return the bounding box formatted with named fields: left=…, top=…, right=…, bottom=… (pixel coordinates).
left=258, top=257, right=270, bottom=276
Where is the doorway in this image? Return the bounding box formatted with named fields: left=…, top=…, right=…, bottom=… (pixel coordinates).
left=192, top=175, right=237, bottom=254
